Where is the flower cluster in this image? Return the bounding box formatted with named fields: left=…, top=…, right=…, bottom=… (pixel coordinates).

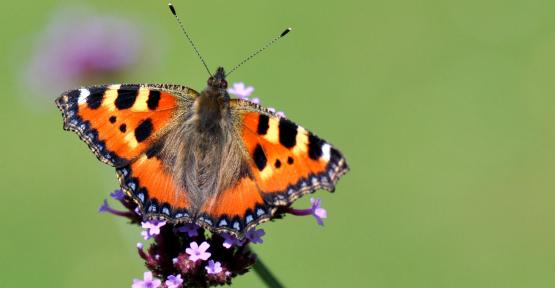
left=99, top=83, right=327, bottom=287
left=101, top=189, right=327, bottom=287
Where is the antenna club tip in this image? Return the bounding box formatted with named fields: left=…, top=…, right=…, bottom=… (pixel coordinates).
left=280, top=28, right=292, bottom=37
left=168, top=3, right=177, bottom=15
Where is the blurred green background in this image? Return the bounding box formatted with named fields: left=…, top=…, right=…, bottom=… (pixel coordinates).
left=2, top=0, right=555, bottom=287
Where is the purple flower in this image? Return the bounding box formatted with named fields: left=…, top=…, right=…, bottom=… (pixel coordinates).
left=132, top=271, right=161, bottom=288
left=176, top=223, right=199, bottom=237
left=110, top=189, right=125, bottom=200
left=141, top=220, right=166, bottom=240
left=286, top=197, right=328, bottom=226
left=310, top=198, right=328, bottom=225
left=165, top=274, right=183, bottom=288
left=250, top=97, right=260, bottom=104
left=98, top=199, right=110, bottom=213
left=185, top=241, right=211, bottom=262
left=246, top=228, right=265, bottom=244
left=221, top=233, right=243, bottom=249
left=23, top=6, right=145, bottom=105
left=98, top=199, right=132, bottom=218
left=227, top=82, right=254, bottom=99
left=205, top=260, right=223, bottom=274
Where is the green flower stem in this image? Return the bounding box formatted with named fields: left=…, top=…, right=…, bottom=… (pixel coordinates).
left=253, top=257, right=285, bottom=288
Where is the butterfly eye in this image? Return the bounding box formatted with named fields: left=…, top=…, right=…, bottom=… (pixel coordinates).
left=220, top=80, right=228, bottom=89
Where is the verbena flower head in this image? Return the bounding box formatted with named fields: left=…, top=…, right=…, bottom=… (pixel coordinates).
left=99, top=83, right=331, bottom=287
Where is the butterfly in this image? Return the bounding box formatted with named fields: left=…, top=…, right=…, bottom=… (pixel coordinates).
left=56, top=67, right=349, bottom=238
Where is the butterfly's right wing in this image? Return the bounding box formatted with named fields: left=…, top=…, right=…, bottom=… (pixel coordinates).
left=198, top=99, right=349, bottom=238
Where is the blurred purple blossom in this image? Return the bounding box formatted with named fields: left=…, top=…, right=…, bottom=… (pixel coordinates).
left=132, top=271, right=162, bottom=288
left=227, top=82, right=254, bottom=99
left=185, top=241, right=211, bottom=262
left=23, top=6, right=145, bottom=104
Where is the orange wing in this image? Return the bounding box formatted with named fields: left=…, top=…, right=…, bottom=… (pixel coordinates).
left=116, top=148, right=192, bottom=221
left=55, top=84, right=195, bottom=167
left=198, top=100, right=349, bottom=237
left=197, top=176, right=274, bottom=235
left=237, top=100, right=349, bottom=206
left=56, top=84, right=198, bottom=217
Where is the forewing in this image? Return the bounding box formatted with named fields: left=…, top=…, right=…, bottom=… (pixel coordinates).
left=236, top=100, right=349, bottom=206
left=55, top=84, right=197, bottom=167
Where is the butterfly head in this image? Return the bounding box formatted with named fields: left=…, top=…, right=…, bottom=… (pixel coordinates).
left=195, top=67, right=230, bottom=131
left=207, top=67, right=228, bottom=90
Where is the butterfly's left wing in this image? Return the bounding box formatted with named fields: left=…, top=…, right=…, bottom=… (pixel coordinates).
left=198, top=100, right=349, bottom=236
left=56, top=84, right=195, bottom=167
left=56, top=84, right=198, bottom=219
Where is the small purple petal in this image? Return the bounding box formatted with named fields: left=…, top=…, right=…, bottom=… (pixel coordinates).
left=227, top=82, right=254, bottom=98
left=141, top=230, right=152, bottom=241
left=310, top=197, right=327, bottom=226
left=177, top=223, right=199, bottom=237
left=136, top=242, right=144, bottom=249
left=268, top=107, right=276, bottom=113
left=165, top=274, right=183, bottom=288
left=185, top=241, right=211, bottom=262
left=250, top=97, right=260, bottom=104
left=141, top=220, right=166, bottom=237
left=98, top=199, right=110, bottom=213
left=286, top=197, right=329, bottom=225
left=276, top=111, right=286, bottom=118
left=110, top=189, right=125, bottom=200
left=205, top=260, right=223, bottom=274
left=132, top=271, right=162, bottom=288
left=246, top=228, right=265, bottom=244
left=221, top=233, right=242, bottom=249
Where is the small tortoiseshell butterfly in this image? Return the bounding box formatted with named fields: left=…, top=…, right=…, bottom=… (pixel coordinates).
left=55, top=5, right=348, bottom=239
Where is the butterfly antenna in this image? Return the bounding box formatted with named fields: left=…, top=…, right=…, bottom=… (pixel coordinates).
left=168, top=3, right=212, bottom=76
left=226, top=28, right=292, bottom=77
